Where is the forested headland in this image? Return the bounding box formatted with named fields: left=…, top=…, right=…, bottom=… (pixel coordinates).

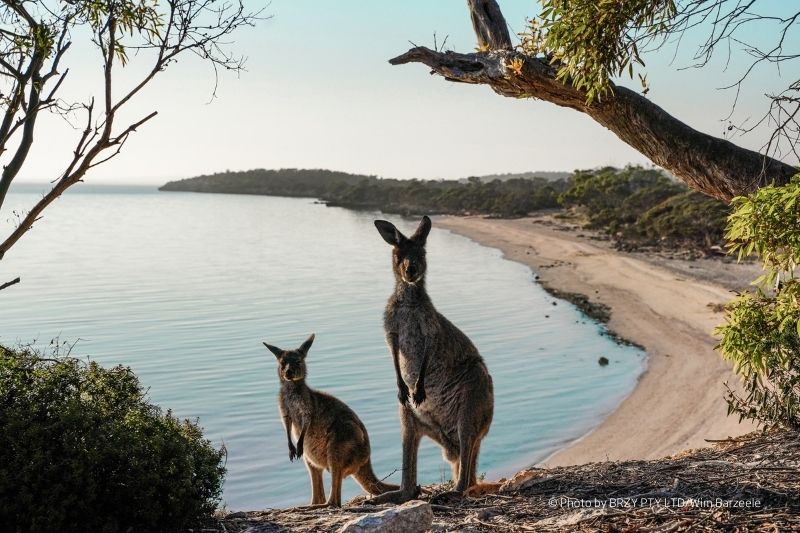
left=161, top=167, right=728, bottom=253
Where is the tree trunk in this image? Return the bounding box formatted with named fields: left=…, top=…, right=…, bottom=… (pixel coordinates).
left=389, top=1, right=796, bottom=202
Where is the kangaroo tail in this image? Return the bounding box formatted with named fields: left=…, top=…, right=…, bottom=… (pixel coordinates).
left=354, top=460, right=399, bottom=495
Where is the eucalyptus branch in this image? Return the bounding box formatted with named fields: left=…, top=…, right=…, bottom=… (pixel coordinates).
left=392, top=0, right=796, bottom=202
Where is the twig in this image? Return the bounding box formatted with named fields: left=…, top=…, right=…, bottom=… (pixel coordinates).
left=379, top=468, right=399, bottom=483
left=0, top=276, right=20, bottom=291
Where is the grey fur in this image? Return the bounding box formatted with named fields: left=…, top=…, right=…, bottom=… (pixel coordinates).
left=369, top=216, right=494, bottom=504
left=267, top=334, right=398, bottom=507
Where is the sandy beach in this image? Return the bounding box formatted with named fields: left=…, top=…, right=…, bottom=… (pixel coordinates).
left=436, top=214, right=759, bottom=466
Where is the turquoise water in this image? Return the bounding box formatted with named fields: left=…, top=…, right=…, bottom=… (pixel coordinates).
left=0, top=184, right=644, bottom=509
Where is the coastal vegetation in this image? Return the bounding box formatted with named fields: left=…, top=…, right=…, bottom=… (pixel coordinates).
left=162, top=166, right=729, bottom=252
left=718, top=174, right=800, bottom=429
left=0, top=345, right=225, bottom=532
left=160, top=168, right=567, bottom=217
left=557, top=166, right=729, bottom=251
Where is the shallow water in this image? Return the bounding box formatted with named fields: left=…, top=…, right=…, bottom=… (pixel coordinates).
left=0, top=184, right=644, bottom=509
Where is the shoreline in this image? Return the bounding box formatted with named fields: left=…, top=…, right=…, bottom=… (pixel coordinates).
left=436, top=214, right=758, bottom=465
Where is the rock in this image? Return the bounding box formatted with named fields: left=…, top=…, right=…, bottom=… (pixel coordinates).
left=338, top=500, right=433, bottom=533
left=226, top=511, right=247, bottom=519
left=598, top=356, right=610, bottom=366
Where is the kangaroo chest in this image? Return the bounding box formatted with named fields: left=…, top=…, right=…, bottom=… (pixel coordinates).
left=280, top=390, right=330, bottom=468
left=280, top=389, right=312, bottom=430
left=389, top=306, right=437, bottom=383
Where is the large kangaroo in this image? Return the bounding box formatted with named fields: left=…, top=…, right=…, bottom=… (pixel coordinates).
left=369, top=216, right=494, bottom=504
left=265, top=334, right=398, bottom=507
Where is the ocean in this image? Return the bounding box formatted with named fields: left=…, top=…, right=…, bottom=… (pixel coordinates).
left=0, top=184, right=644, bottom=509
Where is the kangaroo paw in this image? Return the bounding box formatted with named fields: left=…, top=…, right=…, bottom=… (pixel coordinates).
left=397, top=382, right=410, bottom=405
left=412, top=385, right=426, bottom=406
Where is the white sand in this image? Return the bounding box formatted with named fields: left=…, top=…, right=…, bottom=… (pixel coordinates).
left=436, top=215, right=756, bottom=465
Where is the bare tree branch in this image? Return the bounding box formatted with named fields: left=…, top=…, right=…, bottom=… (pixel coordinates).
left=0, top=276, right=20, bottom=291
left=654, top=1, right=800, bottom=166
left=0, top=0, right=261, bottom=271
left=0, top=43, right=45, bottom=211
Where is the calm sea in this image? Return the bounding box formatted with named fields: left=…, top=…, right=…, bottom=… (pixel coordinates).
left=0, top=184, right=644, bottom=509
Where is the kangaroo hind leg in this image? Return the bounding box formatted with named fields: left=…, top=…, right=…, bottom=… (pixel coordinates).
left=441, top=444, right=459, bottom=483
left=305, top=462, right=325, bottom=506
left=365, top=406, right=421, bottom=504
left=325, top=464, right=344, bottom=507
left=455, top=429, right=479, bottom=494
left=468, top=440, right=481, bottom=488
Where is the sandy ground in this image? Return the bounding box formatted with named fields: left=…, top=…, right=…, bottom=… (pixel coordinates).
left=436, top=214, right=760, bottom=466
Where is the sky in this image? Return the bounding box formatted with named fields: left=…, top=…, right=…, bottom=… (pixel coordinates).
left=12, top=0, right=797, bottom=185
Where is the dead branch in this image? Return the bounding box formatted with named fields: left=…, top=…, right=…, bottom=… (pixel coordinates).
left=0, top=276, right=20, bottom=291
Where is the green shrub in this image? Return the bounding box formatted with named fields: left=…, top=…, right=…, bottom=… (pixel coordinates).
left=716, top=174, right=800, bottom=429
left=559, top=166, right=729, bottom=250
left=635, top=191, right=728, bottom=248
left=0, top=346, right=226, bottom=533
left=558, top=166, right=683, bottom=229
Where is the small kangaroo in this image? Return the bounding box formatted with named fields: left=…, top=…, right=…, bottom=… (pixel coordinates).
left=368, top=216, right=494, bottom=504
left=265, top=334, right=398, bottom=507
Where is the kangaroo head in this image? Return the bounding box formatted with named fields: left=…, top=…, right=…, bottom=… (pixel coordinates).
left=263, top=333, right=315, bottom=383
left=374, top=216, right=432, bottom=285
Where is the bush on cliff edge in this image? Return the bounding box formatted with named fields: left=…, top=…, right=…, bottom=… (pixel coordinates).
left=0, top=346, right=226, bottom=532
left=717, top=174, right=800, bottom=429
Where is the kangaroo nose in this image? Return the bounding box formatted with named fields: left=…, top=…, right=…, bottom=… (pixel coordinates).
left=407, top=265, right=417, bottom=277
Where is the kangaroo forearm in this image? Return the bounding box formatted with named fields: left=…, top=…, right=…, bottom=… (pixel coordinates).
left=296, top=419, right=308, bottom=456
left=283, top=416, right=297, bottom=461
left=389, top=334, right=407, bottom=389
left=283, top=416, right=293, bottom=446
left=415, top=351, right=429, bottom=389
left=393, top=354, right=405, bottom=388
left=410, top=339, right=431, bottom=406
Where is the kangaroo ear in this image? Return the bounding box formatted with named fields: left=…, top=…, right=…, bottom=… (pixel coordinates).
left=263, top=342, right=283, bottom=358
left=374, top=220, right=407, bottom=246
left=298, top=333, right=315, bottom=357
left=411, top=215, right=432, bottom=245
